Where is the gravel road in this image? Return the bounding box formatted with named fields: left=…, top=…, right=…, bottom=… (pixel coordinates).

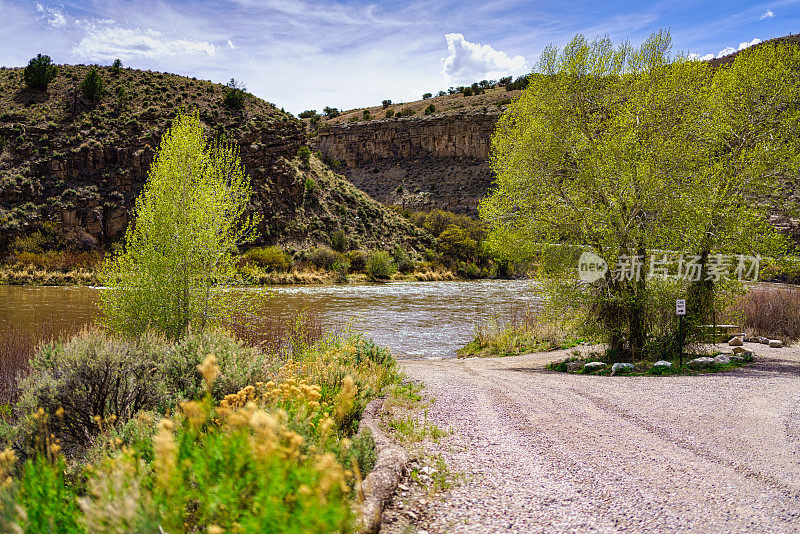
left=388, top=344, right=800, bottom=533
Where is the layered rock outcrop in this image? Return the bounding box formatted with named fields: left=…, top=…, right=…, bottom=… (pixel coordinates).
left=313, top=110, right=500, bottom=215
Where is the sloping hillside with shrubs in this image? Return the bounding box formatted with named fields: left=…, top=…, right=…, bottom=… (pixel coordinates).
left=0, top=59, right=432, bottom=265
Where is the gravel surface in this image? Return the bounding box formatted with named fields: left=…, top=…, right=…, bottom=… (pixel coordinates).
left=382, top=343, right=800, bottom=533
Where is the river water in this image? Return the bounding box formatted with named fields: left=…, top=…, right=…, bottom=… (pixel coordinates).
left=0, top=280, right=541, bottom=358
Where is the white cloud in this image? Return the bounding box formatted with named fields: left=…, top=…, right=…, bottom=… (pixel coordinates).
left=36, top=3, right=66, bottom=28
left=738, top=37, right=761, bottom=50
left=227, top=40, right=236, bottom=49
left=691, top=37, right=762, bottom=61
left=442, top=33, right=528, bottom=85
left=760, top=9, right=774, bottom=20
left=72, top=26, right=217, bottom=61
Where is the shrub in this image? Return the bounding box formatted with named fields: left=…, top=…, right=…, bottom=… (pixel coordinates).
left=16, top=330, right=167, bottom=455
left=424, top=104, right=436, bottom=115
left=110, top=58, right=122, bottom=75
left=80, top=68, right=104, bottom=101
left=323, top=106, right=339, bottom=118
left=345, top=250, right=368, bottom=272
left=332, top=258, right=351, bottom=283
left=437, top=225, right=479, bottom=261
left=737, top=285, right=800, bottom=341
left=393, top=246, right=414, bottom=274
left=242, top=246, right=292, bottom=272
left=23, top=54, right=57, bottom=91
left=159, top=329, right=271, bottom=405
left=222, top=78, right=247, bottom=110
left=397, top=107, right=414, bottom=117
left=385, top=110, right=395, bottom=118
left=297, top=145, right=312, bottom=168
left=365, top=251, right=396, bottom=280
left=304, top=175, right=317, bottom=194
left=381, top=99, right=392, bottom=109
left=422, top=92, right=432, bottom=99
left=298, top=109, right=317, bottom=118
left=309, top=247, right=342, bottom=270
left=330, top=229, right=348, bottom=252
left=362, top=109, right=371, bottom=120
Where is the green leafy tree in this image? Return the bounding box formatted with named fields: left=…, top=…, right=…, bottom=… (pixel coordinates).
left=481, top=31, right=798, bottom=360
left=297, top=145, right=312, bottom=168
left=80, top=68, right=104, bottom=101
left=23, top=54, right=57, bottom=91
left=110, top=58, right=123, bottom=75
left=381, top=99, right=392, bottom=109
left=223, top=78, right=247, bottom=110
left=101, top=113, right=259, bottom=339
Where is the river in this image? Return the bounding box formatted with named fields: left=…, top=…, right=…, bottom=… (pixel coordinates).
left=0, top=280, right=541, bottom=358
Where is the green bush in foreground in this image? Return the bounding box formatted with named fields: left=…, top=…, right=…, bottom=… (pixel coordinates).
left=0, top=328, right=403, bottom=533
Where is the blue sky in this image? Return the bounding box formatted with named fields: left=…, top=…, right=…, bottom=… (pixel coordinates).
left=0, top=0, right=797, bottom=114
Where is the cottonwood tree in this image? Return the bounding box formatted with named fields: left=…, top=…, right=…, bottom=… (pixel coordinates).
left=481, top=31, right=799, bottom=360
left=101, top=113, right=259, bottom=339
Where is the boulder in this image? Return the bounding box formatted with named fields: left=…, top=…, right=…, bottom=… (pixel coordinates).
left=714, top=354, right=730, bottom=364
left=728, top=336, right=744, bottom=347
left=583, top=361, right=606, bottom=372
left=566, top=360, right=583, bottom=372
left=769, top=339, right=784, bottom=348
left=653, top=360, right=673, bottom=368
left=759, top=337, right=771, bottom=345
left=688, top=357, right=716, bottom=369
left=732, top=346, right=747, bottom=354
left=611, top=362, right=634, bottom=375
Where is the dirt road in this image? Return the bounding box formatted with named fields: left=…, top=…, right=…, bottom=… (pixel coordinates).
left=393, top=344, right=800, bottom=533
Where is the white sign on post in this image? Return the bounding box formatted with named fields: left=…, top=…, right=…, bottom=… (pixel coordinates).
left=676, top=299, right=686, bottom=316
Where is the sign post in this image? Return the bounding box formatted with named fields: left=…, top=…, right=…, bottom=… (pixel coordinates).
left=676, top=299, right=686, bottom=366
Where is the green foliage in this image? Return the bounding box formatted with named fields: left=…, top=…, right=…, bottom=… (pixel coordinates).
left=298, top=109, right=317, bottom=118
left=101, top=113, right=259, bottom=340
left=80, top=68, right=104, bottom=101
left=397, top=107, right=414, bottom=117
left=330, top=229, right=348, bottom=252
left=437, top=225, right=479, bottom=261
left=309, top=247, right=342, bottom=270
left=297, top=145, right=312, bottom=168
left=385, top=109, right=395, bottom=118
left=110, top=58, right=123, bottom=75
left=332, top=258, right=351, bottom=283
left=483, top=30, right=799, bottom=360
left=393, top=246, right=414, bottom=274
left=16, top=331, right=166, bottom=454
left=365, top=251, right=396, bottom=280
left=222, top=78, right=247, bottom=110
left=304, top=175, right=317, bottom=193
left=424, top=104, right=436, bottom=115
left=23, top=54, right=57, bottom=91
left=422, top=92, right=432, bottom=99
left=381, top=99, right=392, bottom=109
left=323, top=106, right=339, bottom=118
left=345, top=250, right=368, bottom=272
left=18, top=456, right=82, bottom=533
left=242, top=246, right=293, bottom=272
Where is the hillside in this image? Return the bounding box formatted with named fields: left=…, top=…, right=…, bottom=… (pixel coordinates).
left=0, top=64, right=431, bottom=256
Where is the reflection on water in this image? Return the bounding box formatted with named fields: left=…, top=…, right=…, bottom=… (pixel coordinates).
left=0, top=280, right=541, bottom=358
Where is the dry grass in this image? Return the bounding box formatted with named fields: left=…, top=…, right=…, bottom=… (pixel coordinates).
left=736, top=285, right=800, bottom=341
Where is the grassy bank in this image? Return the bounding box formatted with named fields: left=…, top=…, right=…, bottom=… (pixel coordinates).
left=457, top=309, right=586, bottom=358
left=0, top=318, right=404, bottom=532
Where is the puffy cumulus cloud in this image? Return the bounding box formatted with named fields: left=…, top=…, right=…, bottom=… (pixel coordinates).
left=72, top=26, right=217, bottom=61
left=760, top=9, right=774, bottom=20
left=442, top=33, right=528, bottom=85
left=690, top=37, right=762, bottom=61
left=36, top=3, right=66, bottom=28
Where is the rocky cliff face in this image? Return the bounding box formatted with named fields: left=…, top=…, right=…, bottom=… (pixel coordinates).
left=313, top=110, right=500, bottom=215
left=0, top=65, right=430, bottom=254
